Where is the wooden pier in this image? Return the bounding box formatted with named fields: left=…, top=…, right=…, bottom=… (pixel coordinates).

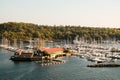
left=40, top=59, right=65, bottom=66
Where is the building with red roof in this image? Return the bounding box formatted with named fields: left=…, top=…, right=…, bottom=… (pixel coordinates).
left=40, top=47, right=64, bottom=58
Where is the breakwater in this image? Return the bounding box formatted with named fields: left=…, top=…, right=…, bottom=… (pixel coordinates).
left=87, top=63, right=120, bottom=67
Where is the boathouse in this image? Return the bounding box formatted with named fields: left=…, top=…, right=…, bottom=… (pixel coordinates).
left=15, top=49, right=34, bottom=57
left=40, top=47, right=64, bottom=59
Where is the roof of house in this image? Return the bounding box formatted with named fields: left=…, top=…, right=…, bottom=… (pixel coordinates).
left=40, top=47, right=64, bottom=54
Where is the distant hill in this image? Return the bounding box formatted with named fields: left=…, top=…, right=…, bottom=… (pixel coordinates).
left=0, top=22, right=120, bottom=42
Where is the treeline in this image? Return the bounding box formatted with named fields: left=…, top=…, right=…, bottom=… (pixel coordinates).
left=0, top=22, right=120, bottom=42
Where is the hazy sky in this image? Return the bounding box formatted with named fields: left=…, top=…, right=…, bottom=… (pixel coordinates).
left=0, top=0, right=120, bottom=28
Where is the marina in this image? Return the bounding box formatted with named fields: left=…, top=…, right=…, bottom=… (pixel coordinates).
left=1, top=38, right=120, bottom=80
left=1, top=37, right=120, bottom=65
left=1, top=49, right=120, bottom=80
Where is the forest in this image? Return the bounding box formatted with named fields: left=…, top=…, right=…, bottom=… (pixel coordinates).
left=0, top=22, right=120, bottom=42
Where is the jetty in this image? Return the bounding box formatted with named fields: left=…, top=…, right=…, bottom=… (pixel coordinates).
left=40, top=59, right=66, bottom=66
left=87, top=63, right=120, bottom=67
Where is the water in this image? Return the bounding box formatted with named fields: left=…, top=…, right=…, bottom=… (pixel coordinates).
left=0, top=48, right=120, bottom=80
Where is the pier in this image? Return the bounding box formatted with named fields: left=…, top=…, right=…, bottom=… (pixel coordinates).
left=87, top=63, right=120, bottom=67
left=40, top=59, right=66, bottom=66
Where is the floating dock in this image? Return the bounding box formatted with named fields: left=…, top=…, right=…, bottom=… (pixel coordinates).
left=40, top=60, right=65, bottom=66
left=87, top=64, right=120, bottom=67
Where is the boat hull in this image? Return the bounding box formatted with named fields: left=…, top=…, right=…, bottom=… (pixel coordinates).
left=10, top=56, right=42, bottom=61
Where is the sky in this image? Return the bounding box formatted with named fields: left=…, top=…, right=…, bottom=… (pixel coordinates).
left=0, top=0, right=120, bottom=28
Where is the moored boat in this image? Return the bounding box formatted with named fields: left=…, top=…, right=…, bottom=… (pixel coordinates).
left=10, top=49, right=43, bottom=61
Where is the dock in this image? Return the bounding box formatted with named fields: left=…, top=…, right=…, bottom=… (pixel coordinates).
left=87, top=63, right=120, bottom=67
left=40, top=60, right=65, bottom=66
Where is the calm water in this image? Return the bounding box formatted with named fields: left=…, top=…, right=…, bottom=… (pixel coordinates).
left=0, top=48, right=120, bottom=80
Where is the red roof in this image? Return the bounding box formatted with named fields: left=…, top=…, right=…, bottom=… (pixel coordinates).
left=40, top=47, right=63, bottom=54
